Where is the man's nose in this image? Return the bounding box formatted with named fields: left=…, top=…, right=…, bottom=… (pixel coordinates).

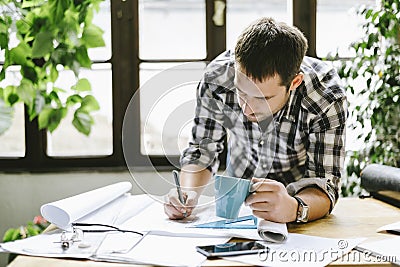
left=241, top=101, right=254, bottom=115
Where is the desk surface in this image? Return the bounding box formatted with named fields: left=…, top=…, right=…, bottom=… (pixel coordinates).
left=7, top=197, right=400, bottom=267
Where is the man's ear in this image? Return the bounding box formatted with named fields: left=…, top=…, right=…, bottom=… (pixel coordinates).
left=288, top=73, right=304, bottom=91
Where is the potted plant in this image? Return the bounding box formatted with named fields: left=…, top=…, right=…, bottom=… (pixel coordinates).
left=2, top=215, right=50, bottom=262
left=0, top=0, right=105, bottom=136
left=335, top=0, right=399, bottom=195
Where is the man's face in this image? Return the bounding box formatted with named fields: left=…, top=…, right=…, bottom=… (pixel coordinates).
left=234, top=66, right=291, bottom=122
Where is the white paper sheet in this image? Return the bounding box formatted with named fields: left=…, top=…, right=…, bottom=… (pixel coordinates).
left=377, top=221, right=400, bottom=234
left=121, top=195, right=289, bottom=242
left=222, top=234, right=365, bottom=267
left=120, top=195, right=262, bottom=240
left=0, top=230, right=103, bottom=258
left=356, top=236, right=400, bottom=265
left=41, top=182, right=132, bottom=229
left=95, top=232, right=230, bottom=267
left=0, top=194, right=154, bottom=259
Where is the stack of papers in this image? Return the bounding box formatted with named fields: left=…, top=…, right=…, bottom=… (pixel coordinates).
left=0, top=182, right=367, bottom=266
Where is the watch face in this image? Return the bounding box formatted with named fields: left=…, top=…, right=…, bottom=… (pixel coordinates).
left=295, top=196, right=309, bottom=223
left=300, top=206, right=309, bottom=222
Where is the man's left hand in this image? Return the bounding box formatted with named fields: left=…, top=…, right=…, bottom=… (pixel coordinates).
left=245, top=177, right=298, bottom=223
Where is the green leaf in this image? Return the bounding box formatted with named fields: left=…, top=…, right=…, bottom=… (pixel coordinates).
left=2, top=228, right=17, bottom=242
left=32, top=31, right=54, bottom=58
left=11, top=228, right=21, bottom=241
left=48, top=0, right=71, bottom=24
left=9, top=42, right=31, bottom=65
left=49, top=65, right=59, bottom=82
left=21, top=65, right=39, bottom=84
left=75, top=46, right=92, bottom=68
left=0, top=33, right=8, bottom=50
left=81, top=24, right=105, bottom=48
left=70, top=60, right=80, bottom=77
left=38, top=108, right=66, bottom=132
left=17, top=79, right=35, bottom=108
left=365, top=9, right=373, bottom=19
left=0, top=98, right=13, bottom=136
left=21, top=0, right=43, bottom=8
left=0, top=68, right=5, bottom=81
left=66, top=94, right=83, bottom=105
left=49, top=91, right=62, bottom=106
left=7, top=94, right=19, bottom=105
left=0, top=19, right=9, bottom=34
left=26, top=225, right=40, bottom=237
left=72, top=78, right=91, bottom=92
left=63, top=9, right=80, bottom=35
left=80, top=95, right=100, bottom=112
left=16, top=19, right=31, bottom=35
left=38, top=108, right=52, bottom=129
left=3, top=85, right=18, bottom=106
left=72, top=109, right=93, bottom=135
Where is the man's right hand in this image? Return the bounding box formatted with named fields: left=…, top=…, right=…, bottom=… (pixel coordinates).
left=164, top=188, right=198, bottom=219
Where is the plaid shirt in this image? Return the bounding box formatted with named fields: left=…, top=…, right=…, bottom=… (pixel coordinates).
left=180, top=50, right=347, bottom=210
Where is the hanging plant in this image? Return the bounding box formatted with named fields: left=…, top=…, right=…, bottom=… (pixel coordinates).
left=0, top=0, right=105, bottom=136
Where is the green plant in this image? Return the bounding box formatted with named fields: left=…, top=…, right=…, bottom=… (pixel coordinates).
left=0, top=0, right=105, bottom=136
left=2, top=215, right=50, bottom=242
left=336, top=0, right=400, bottom=195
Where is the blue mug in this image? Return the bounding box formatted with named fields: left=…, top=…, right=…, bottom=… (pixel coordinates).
left=214, top=175, right=252, bottom=219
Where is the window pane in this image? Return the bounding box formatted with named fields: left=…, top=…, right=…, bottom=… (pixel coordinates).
left=88, top=0, right=112, bottom=61
left=317, top=0, right=377, bottom=57
left=226, top=0, right=289, bottom=49
left=0, top=102, right=25, bottom=158
left=0, top=66, right=25, bottom=157
left=139, top=0, right=206, bottom=60
left=0, top=1, right=111, bottom=62
left=139, top=62, right=206, bottom=155
left=47, top=64, right=113, bottom=157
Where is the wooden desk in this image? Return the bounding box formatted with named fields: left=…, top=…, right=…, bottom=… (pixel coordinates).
left=7, top=197, right=400, bottom=267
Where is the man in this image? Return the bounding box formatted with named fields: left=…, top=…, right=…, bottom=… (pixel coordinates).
left=164, top=17, right=347, bottom=223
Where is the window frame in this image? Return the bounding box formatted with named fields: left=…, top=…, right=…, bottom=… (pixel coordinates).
left=0, top=0, right=317, bottom=172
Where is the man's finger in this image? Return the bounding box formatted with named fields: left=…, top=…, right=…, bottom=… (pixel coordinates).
left=248, top=201, right=272, bottom=212
left=164, top=203, right=186, bottom=220
left=250, top=179, right=280, bottom=192
left=246, top=191, right=274, bottom=205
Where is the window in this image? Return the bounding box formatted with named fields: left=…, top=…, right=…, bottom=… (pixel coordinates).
left=139, top=0, right=206, bottom=59
left=226, top=0, right=289, bottom=49
left=0, top=102, right=25, bottom=158
left=47, top=65, right=113, bottom=157
left=136, top=0, right=212, bottom=167
left=139, top=62, right=205, bottom=156
left=0, top=0, right=117, bottom=170
left=0, top=0, right=372, bottom=170
left=316, top=0, right=377, bottom=57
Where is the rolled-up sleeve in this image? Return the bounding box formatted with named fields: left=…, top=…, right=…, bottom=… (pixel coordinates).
left=180, top=79, right=227, bottom=174
left=286, top=98, right=347, bottom=212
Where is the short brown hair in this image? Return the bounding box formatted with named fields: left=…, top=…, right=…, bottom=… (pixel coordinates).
left=234, top=17, right=308, bottom=87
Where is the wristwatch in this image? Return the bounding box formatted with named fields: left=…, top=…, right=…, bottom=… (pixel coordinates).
left=293, top=196, right=309, bottom=223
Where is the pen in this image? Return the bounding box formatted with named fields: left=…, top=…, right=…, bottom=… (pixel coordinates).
left=172, top=170, right=187, bottom=217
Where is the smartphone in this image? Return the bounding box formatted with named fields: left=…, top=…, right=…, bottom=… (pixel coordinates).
left=196, top=241, right=269, bottom=258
